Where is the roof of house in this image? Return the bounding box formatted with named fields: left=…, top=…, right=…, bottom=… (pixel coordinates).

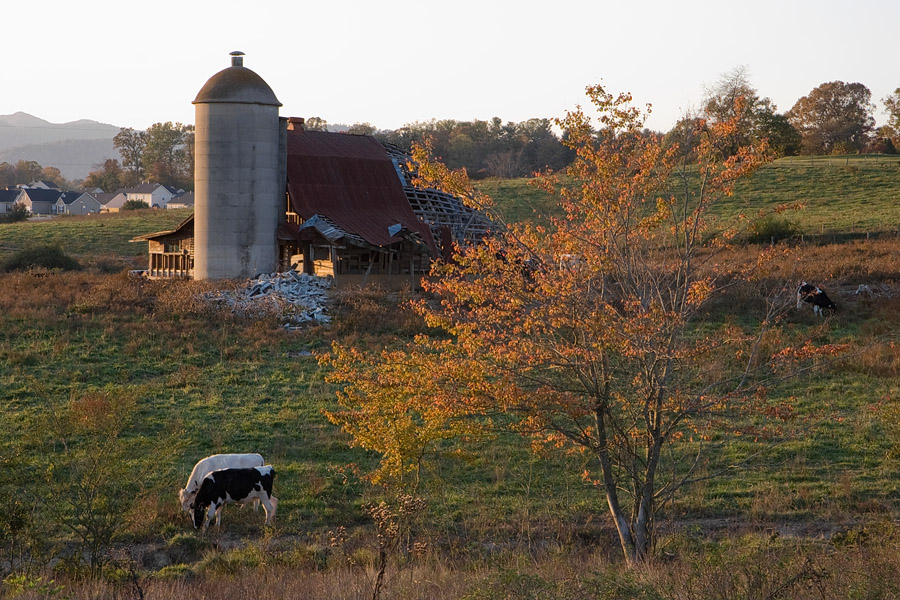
left=0, top=189, right=22, bottom=203
left=58, top=191, right=95, bottom=205
left=117, top=182, right=177, bottom=195
left=27, top=180, right=61, bottom=190
left=169, top=191, right=194, bottom=206
left=285, top=130, right=437, bottom=253
left=94, top=192, right=118, bottom=204
left=103, top=193, right=128, bottom=208
left=21, top=188, right=63, bottom=203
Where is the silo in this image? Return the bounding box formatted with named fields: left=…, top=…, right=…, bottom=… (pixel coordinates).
left=193, top=51, right=282, bottom=279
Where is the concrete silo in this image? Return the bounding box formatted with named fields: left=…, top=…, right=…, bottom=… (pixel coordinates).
left=193, top=51, right=283, bottom=279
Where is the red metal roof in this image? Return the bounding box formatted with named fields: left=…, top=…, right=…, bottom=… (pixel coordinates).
left=285, top=130, right=436, bottom=253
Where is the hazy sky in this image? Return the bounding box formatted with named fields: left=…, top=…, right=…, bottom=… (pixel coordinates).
left=5, top=0, right=899, bottom=132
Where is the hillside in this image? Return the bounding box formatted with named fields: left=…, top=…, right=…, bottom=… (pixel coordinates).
left=0, top=112, right=120, bottom=179
left=1, top=162, right=900, bottom=598
left=482, top=154, right=900, bottom=238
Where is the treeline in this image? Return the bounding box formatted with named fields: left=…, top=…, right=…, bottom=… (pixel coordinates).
left=83, top=122, right=194, bottom=192
left=664, top=67, right=898, bottom=159
left=12, top=69, right=900, bottom=194
left=371, top=118, right=574, bottom=179
left=0, top=160, right=72, bottom=190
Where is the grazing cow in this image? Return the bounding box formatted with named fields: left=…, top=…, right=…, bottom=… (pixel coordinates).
left=797, top=282, right=837, bottom=316
left=192, top=466, right=278, bottom=530
left=179, top=453, right=265, bottom=512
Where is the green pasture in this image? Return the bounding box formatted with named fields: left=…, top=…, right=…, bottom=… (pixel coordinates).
left=481, top=154, right=900, bottom=237
left=1, top=157, right=900, bottom=590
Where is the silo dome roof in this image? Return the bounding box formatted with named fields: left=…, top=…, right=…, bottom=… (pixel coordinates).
left=193, top=52, right=281, bottom=106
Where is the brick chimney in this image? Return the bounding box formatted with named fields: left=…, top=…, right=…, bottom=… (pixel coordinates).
left=287, top=117, right=305, bottom=132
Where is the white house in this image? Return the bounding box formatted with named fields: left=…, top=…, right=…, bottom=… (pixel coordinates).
left=119, top=182, right=179, bottom=208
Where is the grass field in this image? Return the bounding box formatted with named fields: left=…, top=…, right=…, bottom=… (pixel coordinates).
left=481, top=154, right=900, bottom=240
left=1, top=161, right=900, bottom=598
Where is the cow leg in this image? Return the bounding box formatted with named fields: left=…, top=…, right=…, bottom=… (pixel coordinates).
left=260, top=495, right=277, bottom=526
left=203, top=503, right=217, bottom=530
left=213, top=503, right=224, bottom=528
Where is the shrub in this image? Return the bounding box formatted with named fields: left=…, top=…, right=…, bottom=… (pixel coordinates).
left=747, top=215, right=802, bottom=244
left=0, top=245, right=81, bottom=273
left=122, top=200, right=150, bottom=210
left=154, top=564, right=195, bottom=580
left=0, top=204, right=28, bottom=224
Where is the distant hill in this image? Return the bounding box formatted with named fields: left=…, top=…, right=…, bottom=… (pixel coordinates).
left=0, top=112, right=121, bottom=180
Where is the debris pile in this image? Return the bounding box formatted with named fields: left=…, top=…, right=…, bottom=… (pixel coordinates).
left=203, top=271, right=333, bottom=327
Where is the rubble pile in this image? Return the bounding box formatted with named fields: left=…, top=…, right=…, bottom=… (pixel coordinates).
left=203, top=271, right=333, bottom=327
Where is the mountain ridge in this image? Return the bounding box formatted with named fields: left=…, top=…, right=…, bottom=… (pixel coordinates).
left=0, top=112, right=122, bottom=180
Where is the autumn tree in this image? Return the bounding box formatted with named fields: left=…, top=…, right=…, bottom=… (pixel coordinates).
left=325, top=85, right=824, bottom=565
left=83, top=159, right=126, bottom=192
left=787, top=81, right=875, bottom=154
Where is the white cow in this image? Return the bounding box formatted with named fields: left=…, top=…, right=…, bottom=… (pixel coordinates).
left=178, top=453, right=265, bottom=512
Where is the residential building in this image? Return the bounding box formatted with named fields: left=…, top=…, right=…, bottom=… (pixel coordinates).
left=17, top=188, right=62, bottom=214
left=54, top=191, right=102, bottom=215
left=0, top=189, right=22, bottom=213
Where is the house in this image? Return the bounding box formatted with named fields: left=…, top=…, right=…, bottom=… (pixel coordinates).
left=118, top=182, right=179, bottom=208
left=17, top=188, right=62, bottom=214
left=100, top=192, right=128, bottom=213
left=0, top=189, right=22, bottom=213
left=25, top=180, right=62, bottom=191
left=167, top=191, right=194, bottom=209
left=133, top=123, right=490, bottom=284
left=54, top=191, right=102, bottom=215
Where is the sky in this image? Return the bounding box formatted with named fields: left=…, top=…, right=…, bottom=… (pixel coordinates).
left=4, top=0, right=899, bottom=133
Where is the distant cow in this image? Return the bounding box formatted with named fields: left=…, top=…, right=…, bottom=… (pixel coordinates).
left=797, top=282, right=837, bottom=316
left=179, top=453, right=265, bottom=512
left=192, top=466, right=278, bottom=530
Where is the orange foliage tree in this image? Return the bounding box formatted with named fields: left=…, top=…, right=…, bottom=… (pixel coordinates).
left=325, top=85, right=815, bottom=564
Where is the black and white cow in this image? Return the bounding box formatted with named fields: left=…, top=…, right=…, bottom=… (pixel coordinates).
left=797, top=282, right=837, bottom=316
left=192, top=466, right=277, bottom=530
left=179, top=453, right=265, bottom=512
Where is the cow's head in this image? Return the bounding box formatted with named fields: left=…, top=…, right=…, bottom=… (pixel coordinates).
left=192, top=501, right=209, bottom=529
left=178, top=488, right=196, bottom=513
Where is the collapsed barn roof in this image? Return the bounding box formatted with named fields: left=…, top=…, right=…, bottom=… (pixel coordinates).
left=285, top=129, right=438, bottom=254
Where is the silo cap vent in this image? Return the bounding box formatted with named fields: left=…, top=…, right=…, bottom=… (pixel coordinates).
left=230, top=51, right=245, bottom=67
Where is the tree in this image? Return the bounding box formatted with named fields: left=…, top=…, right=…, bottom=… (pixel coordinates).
left=113, top=127, right=146, bottom=184
left=15, top=160, right=43, bottom=184
left=882, top=88, right=900, bottom=134
left=83, top=159, right=126, bottom=192
left=787, top=81, right=875, bottom=154
left=305, top=116, right=328, bottom=131
left=348, top=122, right=377, bottom=136
left=702, top=66, right=800, bottom=157
left=325, top=85, right=836, bottom=565
left=141, top=122, right=194, bottom=189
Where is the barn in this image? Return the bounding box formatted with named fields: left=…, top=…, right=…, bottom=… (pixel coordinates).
left=133, top=52, right=489, bottom=286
